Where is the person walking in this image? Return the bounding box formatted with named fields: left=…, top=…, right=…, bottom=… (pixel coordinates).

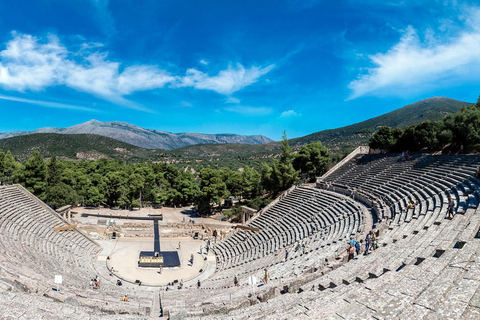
left=347, top=244, right=355, bottom=261
left=447, top=194, right=455, bottom=220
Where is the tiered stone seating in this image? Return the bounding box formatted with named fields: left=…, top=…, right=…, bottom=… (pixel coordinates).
left=212, top=187, right=366, bottom=271
left=162, top=187, right=369, bottom=317
left=0, top=184, right=153, bottom=316
left=162, top=153, right=480, bottom=319
left=2, top=153, right=480, bottom=319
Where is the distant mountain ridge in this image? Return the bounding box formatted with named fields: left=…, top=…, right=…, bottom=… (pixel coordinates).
left=0, top=133, right=164, bottom=162
left=173, top=96, right=473, bottom=157
left=288, top=96, right=473, bottom=153
left=0, top=120, right=274, bottom=150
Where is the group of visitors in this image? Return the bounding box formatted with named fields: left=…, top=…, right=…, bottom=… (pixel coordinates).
left=401, top=151, right=411, bottom=160
left=346, top=231, right=378, bottom=261
left=407, top=200, right=419, bottom=210
left=89, top=276, right=100, bottom=289
left=284, top=242, right=306, bottom=261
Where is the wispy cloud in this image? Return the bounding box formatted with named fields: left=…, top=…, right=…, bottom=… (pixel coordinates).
left=348, top=7, right=480, bottom=99
left=224, top=105, right=273, bottom=116
left=0, top=94, right=97, bottom=112
left=177, top=63, right=275, bottom=95
left=0, top=32, right=274, bottom=110
left=90, top=0, right=116, bottom=36
left=225, top=96, right=240, bottom=104
left=280, top=109, right=301, bottom=117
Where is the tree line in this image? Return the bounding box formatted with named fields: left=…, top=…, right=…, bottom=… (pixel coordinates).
left=0, top=134, right=330, bottom=215
left=369, top=99, right=480, bottom=153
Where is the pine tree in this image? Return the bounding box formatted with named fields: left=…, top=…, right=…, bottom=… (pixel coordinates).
left=47, top=156, right=62, bottom=186
left=24, top=151, right=47, bottom=199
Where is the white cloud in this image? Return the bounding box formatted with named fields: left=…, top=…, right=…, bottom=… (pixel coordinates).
left=178, top=63, right=275, bottom=95
left=224, top=105, right=273, bottom=116
left=0, top=94, right=97, bottom=112
left=348, top=8, right=480, bottom=99
left=0, top=32, right=274, bottom=110
left=200, top=59, right=209, bottom=65
left=225, top=96, right=240, bottom=104
left=280, top=109, right=301, bottom=118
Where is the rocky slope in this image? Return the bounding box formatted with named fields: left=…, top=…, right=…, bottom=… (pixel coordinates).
left=0, top=120, right=274, bottom=150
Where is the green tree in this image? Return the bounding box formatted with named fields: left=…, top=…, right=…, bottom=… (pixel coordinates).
left=261, top=132, right=298, bottom=195
left=128, top=173, right=145, bottom=207
left=105, top=171, right=128, bottom=207
left=293, top=141, right=330, bottom=181
left=241, top=166, right=261, bottom=199
left=369, top=127, right=397, bottom=150
left=23, top=151, right=47, bottom=199
left=84, top=186, right=105, bottom=207
left=45, top=183, right=78, bottom=209
left=47, top=156, right=63, bottom=186
left=198, top=168, right=230, bottom=213
left=443, top=105, right=480, bottom=150
left=1, top=151, right=18, bottom=184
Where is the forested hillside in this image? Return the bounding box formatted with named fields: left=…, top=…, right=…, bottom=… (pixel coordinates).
left=0, top=138, right=329, bottom=219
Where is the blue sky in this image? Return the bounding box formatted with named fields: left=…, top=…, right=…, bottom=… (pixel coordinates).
left=0, top=0, right=479, bottom=141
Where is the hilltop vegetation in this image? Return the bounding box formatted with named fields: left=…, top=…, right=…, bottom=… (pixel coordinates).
left=0, top=133, right=166, bottom=162
left=0, top=137, right=329, bottom=220
left=370, top=98, right=480, bottom=153
left=0, top=97, right=472, bottom=172
left=172, top=97, right=471, bottom=158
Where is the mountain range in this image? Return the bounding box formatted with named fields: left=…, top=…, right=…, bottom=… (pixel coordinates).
left=172, top=96, right=472, bottom=157
left=0, top=120, right=274, bottom=150
left=0, top=96, right=473, bottom=161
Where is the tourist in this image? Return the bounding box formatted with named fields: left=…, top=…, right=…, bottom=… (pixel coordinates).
left=476, top=167, right=480, bottom=178
left=200, top=245, right=203, bottom=255
left=263, top=268, right=269, bottom=284
left=197, top=280, right=201, bottom=288
left=347, top=244, right=354, bottom=261
left=234, top=276, right=239, bottom=287
left=116, top=279, right=123, bottom=286
left=285, top=249, right=289, bottom=261
left=179, top=279, right=183, bottom=290
left=158, top=265, right=162, bottom=274
left=178, top=241, right=181, bottom=249
left=355, top=240, right=361, bottom=256
left=365, top=233, right=371, bottom=255
left=447, top=194, right=455, bottom=220
left=122, top=294, right=128, bottom=302
left=191, top=254, right=194, bottom=265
